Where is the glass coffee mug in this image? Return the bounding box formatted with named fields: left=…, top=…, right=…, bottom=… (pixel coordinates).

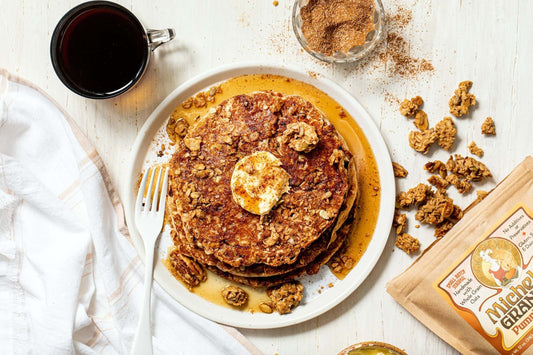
left=50, top=1, right=175, bottom=99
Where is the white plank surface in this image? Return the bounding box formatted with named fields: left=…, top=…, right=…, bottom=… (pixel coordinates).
left=2, top=0, right=532, bottom=353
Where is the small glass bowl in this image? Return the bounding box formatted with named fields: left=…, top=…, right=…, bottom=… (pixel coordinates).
left=337, top=341, right=407, bottom=355
left=292, top=0, right=385, bottom=64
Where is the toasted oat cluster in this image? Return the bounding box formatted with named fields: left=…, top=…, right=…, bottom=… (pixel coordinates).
left=392, top=162, right=408, bottom=178
left=397, top=182, right=464, bottom=239
left=330, top=254, right=355, bottom=273
left=434, top=117, right=457, bottom=151
left=468, top=141, right=484, bottom=157
left=266, top=281, right=304, bottom=314
left=393, top=212, right=407, bottom=235
left=166, top=116, right=190, bottom=143
left=449, top=81, right=476, bottom=117
left=399, top=96, right=423, bottom=117
left=181, top=85, right=223, bottom=109
left=396, top=183, right=431, bottom=209
left=221, top=286, right=248, bottom=307
left=481, top=117, right=496, bottom=135
left=425, top=160, right=447, bottom=179
left=446, top=173, right=472, bottom=194
left=414, top=190, right=455, bottom=225
left=409, top=129, right=438, bottom=154
left=395, top=233, right=420, bottom=254
left=427, top=175, right=449, bottom=191
left=446, top=154, right=492, bottom=182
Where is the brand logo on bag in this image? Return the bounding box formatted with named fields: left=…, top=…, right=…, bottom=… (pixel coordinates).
left=472, top=238, right=522, bottom=288
left=435, top=204, right=533, bottom=355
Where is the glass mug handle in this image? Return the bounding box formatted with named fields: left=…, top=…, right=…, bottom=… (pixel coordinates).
left=147, top=28, right=175, bottom=51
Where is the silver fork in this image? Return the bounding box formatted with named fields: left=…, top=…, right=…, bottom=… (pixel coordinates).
left=131, top=166, right=169, bottom=355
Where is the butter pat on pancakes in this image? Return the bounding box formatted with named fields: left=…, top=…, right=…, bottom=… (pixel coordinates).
left=231, top=151, right=290, bottom=215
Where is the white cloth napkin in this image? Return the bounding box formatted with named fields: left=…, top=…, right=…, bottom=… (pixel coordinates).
left=0, top=70, right=260, bottom=355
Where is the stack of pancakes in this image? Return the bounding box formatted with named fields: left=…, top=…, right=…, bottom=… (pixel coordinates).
left=167, top=91, right=358, bottom=287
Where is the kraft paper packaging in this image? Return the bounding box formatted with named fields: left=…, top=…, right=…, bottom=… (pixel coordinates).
left=387, top=156, right=533, bottom=355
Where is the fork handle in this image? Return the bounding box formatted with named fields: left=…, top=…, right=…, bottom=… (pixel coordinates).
left=131, top=240, right=156, bottom=355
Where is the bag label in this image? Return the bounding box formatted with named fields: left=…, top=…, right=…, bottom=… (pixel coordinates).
left=435, top=204, right=533, bottom=354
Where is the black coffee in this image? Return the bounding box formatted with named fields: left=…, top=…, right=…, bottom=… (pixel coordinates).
left=51, top=3, right=148, bottom=98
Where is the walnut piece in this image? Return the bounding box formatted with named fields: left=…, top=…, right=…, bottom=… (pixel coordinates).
left=266, top=281, right=304, bottom=314
left=282, top=122, right=319, bottom=153
left=393, top=211, right=407, bottom=235
left=434, top=117, right=457, bottom=151
left=395, top=233, right=420, bottom=254
left=396, top=183, right=431, bottom=209
left=468, top=141, right=484, bottom=157
left=392, top=162, right=408, bottom=178
left=449, top=81, right=476, bottom=117
left=168, top=251, right=207, bottom=290
left=481, top=117, right=496, bottom=135
left=415, top=191, right=454, bottom=225
left=221, top=285, right=248, bottom=307
left=414, top=110, right=429, bottom=130
left=409, top=129, right=437, bottom=154
left=446, top=154, right=492, bottom=182
left=399, top=96, right=423, bottom=117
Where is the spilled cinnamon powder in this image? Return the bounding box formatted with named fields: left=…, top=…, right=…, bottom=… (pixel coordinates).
left=300, top=0, right=376, bottom=56
left=355, top=6, right=434, bottom=78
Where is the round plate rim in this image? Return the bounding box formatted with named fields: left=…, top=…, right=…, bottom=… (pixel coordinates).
left=124, top=62, right=395, bottom=329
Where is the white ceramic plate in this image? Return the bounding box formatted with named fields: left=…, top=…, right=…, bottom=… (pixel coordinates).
left=124, top=63, right=395, bottom=329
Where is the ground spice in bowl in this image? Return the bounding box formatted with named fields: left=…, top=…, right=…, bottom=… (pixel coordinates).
left=294, top=0, right=384, bottom=62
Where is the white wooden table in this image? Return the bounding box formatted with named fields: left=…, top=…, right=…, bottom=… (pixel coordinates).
left=2, top=0, right=532, bottom=353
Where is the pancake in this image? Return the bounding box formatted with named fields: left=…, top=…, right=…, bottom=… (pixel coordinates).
left=205, top=217, right=354, bottom=288
left=167, top=91, right=352, bottom=268
left=168, top=157, right=358, bottom=278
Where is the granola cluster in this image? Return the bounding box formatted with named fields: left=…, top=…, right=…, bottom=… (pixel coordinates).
left=265, top=281, right=304, bottom=314
left=393, top=81, right=495, bottom=254
left=394, top=154, right=491, bottom=243
left=396, top=183, right=463, bottom=240
left=392, top=162, right=408, bottom=178
left=408, top=129, right=437, bottom=154
left=449, top=80, right=476, bottom=117
left=434, top=117, right=457, bottom=151
left=395, top=233, right=420, bottom=255
left=399, top=96, right=423, bottom=117
left=468, top=141, right=484, bottom=157
left=181, top=85, right=223, bottom=109
left=481, top=117, right=496, bottom=135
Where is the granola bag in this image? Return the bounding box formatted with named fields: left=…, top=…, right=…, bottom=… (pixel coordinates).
left=387, top=156, right=533, bottom=355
